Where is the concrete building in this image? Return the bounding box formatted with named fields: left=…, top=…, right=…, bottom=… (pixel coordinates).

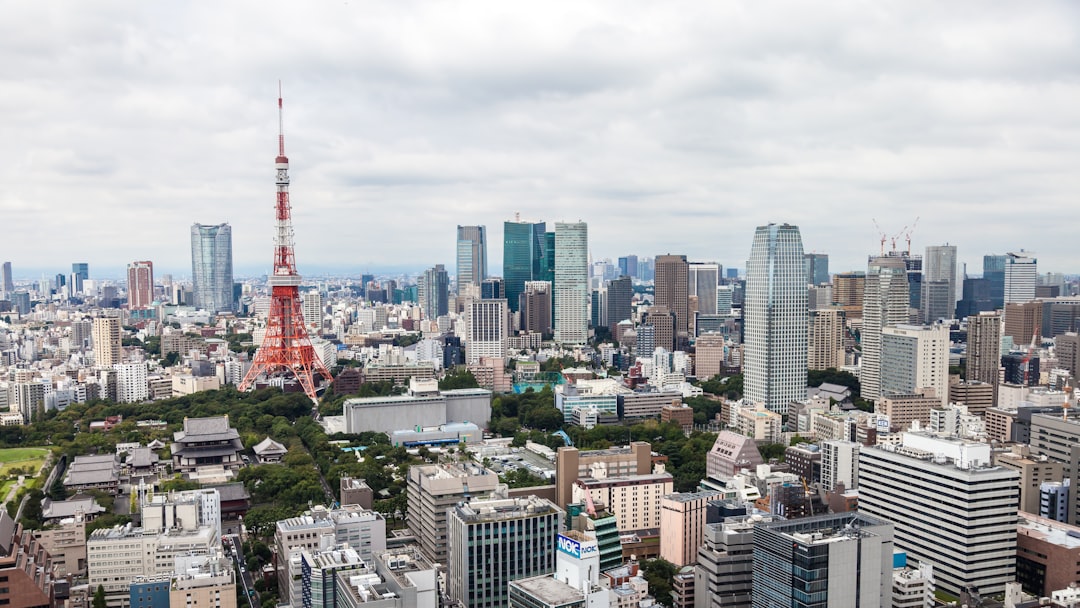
left=695, top=514, right=776, bottom=608
left=880, top=324, right=949, bottom=406
left=1005, top=300, right=1043, bottom=346
left=115, top=362, right=148, bottom=403
left=659, top=491, right=723, bottom=567
left=343, top=378, right=492, bottom=435
left=1028, top=412, right=1080, bottom=525
left=859, top=433, right=1020, bottom=595
left=804, top=253, right=829, bottom=286
left=966, top=311, right=1003, bottom=391
left=0, top=512, right=60, bottom=608
left=92, top=316, right=122, bottom=368
left=302, top=290, right=324, bottom=334
left=1016, top=513, right=1080, bottom=597
left=948, top=380, right=994, bottom=418
left=273, top=505, right=387, bottom=605
left=705, top=431, right=764, bottom=480
left=334, top=547, right=437, bottom=608
left=875, top=391, right=940, bottom=432
left=694, top=333, right=726, bottom=380
left=1057, top=332, right=1080, bottom=378
left=732, top=402, right=783, bottom=443
left=832, top=272, right=865, bottom=320
left=656, top=255, right=690, bottom=347
left=406, top=462, right=500, bottom=564
left=169, top=553, right=236, bottom=608
left=33, top=515, right=87, bottom=576
left=891, top=560, right=934, bottom=608
left=807, top=308, right=845, bottom=371
left=555, top=442, right=653, bottom=509
left=88, top=524, right=217, bottom=604
left=744, top=223, right=808, bottom=414
left=521, top=280, right=553, bottom=335
left=447, top=496, right=563, bottom=608
left=554, top=221, right=589, bottom=344
left=573, top=471, right=674, bottom=533
left=820, top=439, right=860, bottom=492
left=861, top=257, right=911, bottom=402
left=465, top=298, right=508, bottom=364
left=924, top=244, right=958, bottom=314
left=752, top=512, right=894, bottom=608
left=994, top=445, right=1065, bottom=516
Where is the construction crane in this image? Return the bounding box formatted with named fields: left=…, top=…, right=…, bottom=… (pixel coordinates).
left=872, top=219, right=887, bottom=256
left=902, top=217, right=920, bottom=254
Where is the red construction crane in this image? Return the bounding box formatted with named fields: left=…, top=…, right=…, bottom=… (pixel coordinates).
left=1022, top=333, right=1038, bottom=386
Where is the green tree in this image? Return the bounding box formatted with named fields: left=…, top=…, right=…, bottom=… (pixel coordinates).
left=439, top=370, right=481, bottom=390
left=93, top=585, right=107, bottom=608
left=642, top=558, right=678, bottom=606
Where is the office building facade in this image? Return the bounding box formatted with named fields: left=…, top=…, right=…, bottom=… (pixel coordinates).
left=744, top=223, right=807, bottom=414
left=880, top=324, right=949, bottom=406
left=924, top=244, right=958, bottom=309
left=504, top=218, right=547, bottom=314
left=456, top=225, right=487, bottom=293
left=804, top=253, right=828, bottom=286
left=465, top=298, right=508, bottom=364
left=1004, top=252, right=1037, bottom=304
left=861, top=256, right=910, bottom=402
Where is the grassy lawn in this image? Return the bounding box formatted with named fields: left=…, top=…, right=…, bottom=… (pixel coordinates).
left=0, top=447, right=50, bottom=479
left=0, top=480, right=15, bottom=500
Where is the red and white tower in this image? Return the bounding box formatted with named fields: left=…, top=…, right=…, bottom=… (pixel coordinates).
left=239, top=86, right=332, bottom=403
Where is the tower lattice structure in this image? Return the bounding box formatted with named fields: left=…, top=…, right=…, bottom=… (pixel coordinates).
left=239, top=87, right=332, bottom=403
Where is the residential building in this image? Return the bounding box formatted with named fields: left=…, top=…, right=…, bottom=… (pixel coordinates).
left=92, top=316, right=122, bottom=368
left=820, top=440, right=859, bottom=492
left=554, top=221, right=589, bottom=344
left=832, top=272, right=865, bottom=320
left=34, top=515, right=87, bottom=576
left=744, top=223, right=808, bottom=414
left=302, top=290, right=324, bottom=334
left=752, top=512, right=894, bottom=608
left=521, top=280, right=553, bottom=335
left=1004, top=301, right=1043, bottom=345
left=861, top=256, right=911, bottom=401
left=447, top=496, right=563, bottom=608
left=660, top=491, right=723, bottom=567
left=456, top=225, right=487, bottom=293
left=1, top=261, right=12, bottom=295
left=190, top=222, right=234, bottom=313
left=465, top=298, right=508, bottom=364
left=807, top=308, right=844, bottom=371
left=406, top=462, right=501, bottom=564
left=0, top=512, right=59, bottom=608
left=859, top=433, right=1020, bottom=595
left=732, top=402, right=783, bottom=443
left=419, top=264, right=449, bottom=320
left=880, top=324, right=949, bottom=406
left=115, top=362, right=148, bottom=403
left=966, top=311, right=1003, bottom=395
left=555, top=442, right=653, bottom=509
left=127, top=260, right=154, bottom=309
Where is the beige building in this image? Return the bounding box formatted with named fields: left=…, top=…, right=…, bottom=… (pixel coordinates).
left=694, top=333, right=726, bottom=380
left=33, top=516, right=87, bottom=576
left=406, top=462, right=500, bottom=564
left=169, top=555, right=236, bottom=608
left=171, top=374, right=221, bottom=396
left=659, top=491, right=722, bottom=567
left=881, top=324, right=950, bottom=406
left=832, top=272, right=865, bottom=320
left=732, top=402, right=783, bottom=443
left=88, top=524, right=217, bottom=602
left=573, top=470, right=673, bottom=533
left=807, top=308, right=845, bottom=370
left=555, top=442, right=652, bottom=508
left=967, top=311, right=1003, bottom=391
left=655, top=255, right=690, bottom=346
left=949, top=379, right=995, bottom=417
left=994, top=445, right=1065, bottom=515
left=876, top=391, right=941, bottom=431
left=984, top=406, right=1017, bottom=443
left=1004, top=301, right=1042, bottom=344
left=92, top=316, right=121, bottom=368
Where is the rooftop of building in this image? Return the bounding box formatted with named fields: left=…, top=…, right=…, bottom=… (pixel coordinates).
left=662, top=490, right=724, bottom=503
left=277, top=505, right=382, bottom=532
left=453, top=495, right=560, bottom=522
left=761, top=512, right=891, bottom=543
left=1018, top=513, right=1080, bottom=549
left=376, top=547, right=433, bottom=588
left=510, top=575, right=585, bottom=604
left=173, top=415, right=239, bottom=442
left=305, top=544, right=366, bottom=569
left=576, top=472, right=673, bottom=487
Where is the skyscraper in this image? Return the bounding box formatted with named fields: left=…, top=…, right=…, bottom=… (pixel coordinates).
left=921, top=279, right=953, bottom=323
left=744, top=223, right=808, bottom=414
left=688, top=262, right=720, bottom=315
left=520, top=281, right=552, bottom=336
left=1, top=262, right=12, bottom=295
left=554, top=222, right=588, bottom=344
left=190, top=223, right=234, bottom=313
left=456, top=225, right=487, bottom=293
left=655, top=255, right=690, bottom=349
left=881, top=324, right=950, bottom=405
left=605, top=276, right=633, bottom=334
left=126, top=261, right=154, bottom=309
left=803, top=253, right=829, bottom=286
left=503, top=217, right=547, bottom=313
left=925, top=244, right=958, bottom=308
left=618, top=255, right=638, bottom=279
left=861, top=256, right=910, bottom=402
left=92, top=316, right=121, bottom=368
left=71, top=262, right=88, bottom=294
left=984, top=254, right=1007, bottom=309
left=465, top=298, right=508, bottom=364
left=967, top=311, right=1003, bottom=382
left=808, top=308, right=845, bottom=371
left=419, top=264, right=449, bottom=321
left=1004, top=251, right=1038, bottom=304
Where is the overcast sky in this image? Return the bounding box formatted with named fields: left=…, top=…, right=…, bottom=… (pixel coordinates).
left=2, top=1, right=1079, bottom=280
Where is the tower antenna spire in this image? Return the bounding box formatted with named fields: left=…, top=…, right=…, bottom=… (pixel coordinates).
left=278, top=81, right=286, bottom=158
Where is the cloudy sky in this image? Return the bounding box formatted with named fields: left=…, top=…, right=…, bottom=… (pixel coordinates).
left=2, top=1, right=1079, bottom=280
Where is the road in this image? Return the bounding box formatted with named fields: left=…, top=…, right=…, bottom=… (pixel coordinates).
left=224, top=533, right=261, bottom=608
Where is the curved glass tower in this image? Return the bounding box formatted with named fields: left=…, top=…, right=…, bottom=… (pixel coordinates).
left=190, top=223, right=234, bottom=313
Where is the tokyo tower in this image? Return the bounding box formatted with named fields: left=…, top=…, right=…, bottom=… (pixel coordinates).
left=239, top=85, right=332, bottom=403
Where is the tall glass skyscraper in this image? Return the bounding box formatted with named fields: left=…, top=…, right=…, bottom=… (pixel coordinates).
left=554, top=221, right=588, bottom=344
left=861, top=256, right=910, bottom=401
left=503, top=218, right=547, bottom=313
left=744, top=223, right=808, bottom=414
left=190, top=223, right=234, bottom=313
left=456, top=225, right=487, bottom=293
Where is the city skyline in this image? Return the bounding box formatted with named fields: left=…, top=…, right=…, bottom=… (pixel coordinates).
left=3, top=3, right=1079, bottom=278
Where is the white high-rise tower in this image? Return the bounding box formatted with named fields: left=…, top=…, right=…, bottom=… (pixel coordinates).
left=861, top=256, right=910, bottom=402
left=744, top=223, right=808, bottom=414
left=554, top=222, right=588, bottom=344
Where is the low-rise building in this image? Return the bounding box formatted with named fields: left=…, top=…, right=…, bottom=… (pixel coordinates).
left=171, top=415, right=244, bottom=481
left=63, top=454, right=120, bottom=494
left=1016, top=512, right=1080, bottom=597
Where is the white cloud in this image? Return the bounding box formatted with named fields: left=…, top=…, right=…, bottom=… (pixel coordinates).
left=1, top=0, right=1078, bottom=279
